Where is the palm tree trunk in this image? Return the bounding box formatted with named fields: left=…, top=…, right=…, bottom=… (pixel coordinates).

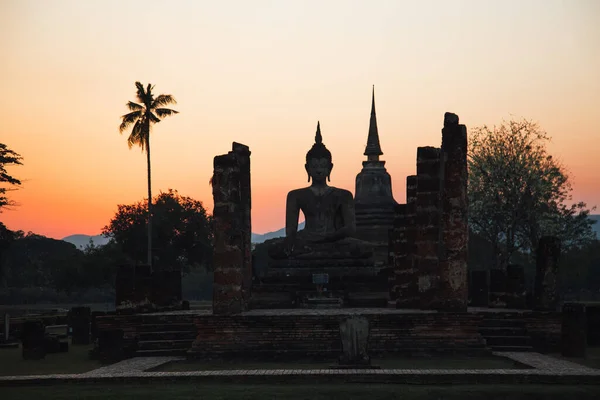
left=146, top=134, right=153, bottom=271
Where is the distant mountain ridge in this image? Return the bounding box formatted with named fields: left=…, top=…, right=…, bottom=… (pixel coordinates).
left=62, top=234, right=110, bottom=249
left=62, top=215, right=599, bottom=248
left=251, top=222, right=305, bottom=244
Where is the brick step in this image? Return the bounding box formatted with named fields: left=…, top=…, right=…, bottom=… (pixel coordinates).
left=193, top=326, right=482, bottom=333
left=138, top=339, right=194, bottom=350
left=489, top=345, right=534, bottom=352
left=138, top=316, right=196, bottom=324
left=194, top=338, right=484, bottom=347
left=480, top=319, right=527, bottom=328
left=138, top=323, right=197, bottom=332
left=135, top=349, right=189, bottom=357
left=192, top=329, right=480, bottom=336
left=191, top=345, right=340, bottom=352
left=478, top=327, right=528, bottom=336
left=138, top=331, right=198, bottom=341
left=483, top=335, right=532, bottom=347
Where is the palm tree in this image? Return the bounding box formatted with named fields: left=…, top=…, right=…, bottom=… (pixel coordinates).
left=119, top=82, right=178, bottom=270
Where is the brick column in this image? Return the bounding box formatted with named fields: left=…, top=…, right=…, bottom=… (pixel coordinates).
left=211, top=143, right=252, bottom=315
left=439, top=113, right=469, bottom=311
left=415, top=147, right=442, bottom=310
left=232, top=143, right=252, bottom=304
left=388, top=204, right=405, bottom=304
left=534, top=236, right=561, bottom=311
left=405, top=175, right=418, bottom=306
left=389, top=204, right=418, bottom=308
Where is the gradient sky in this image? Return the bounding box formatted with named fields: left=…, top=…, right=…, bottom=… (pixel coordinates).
left=1, top=0, right=599, bottom=239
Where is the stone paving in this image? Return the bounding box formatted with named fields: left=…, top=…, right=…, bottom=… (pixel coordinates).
left=80, top=356, right=185, bottom=376
left=495, top=351, right=599, bottom=374
left=147, top=307, right=534, bottom=317
left=0, top=352, right=599, bottom=385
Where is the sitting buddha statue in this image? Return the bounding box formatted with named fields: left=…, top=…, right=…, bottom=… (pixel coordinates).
left=260, top=122, right=374, bottom=269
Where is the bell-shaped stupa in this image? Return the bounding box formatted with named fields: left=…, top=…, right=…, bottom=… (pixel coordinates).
left=354, top=86, right=397, bottom=265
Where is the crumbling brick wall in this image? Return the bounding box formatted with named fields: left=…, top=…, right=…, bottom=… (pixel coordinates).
left=389, top=113, right=469, bottom=311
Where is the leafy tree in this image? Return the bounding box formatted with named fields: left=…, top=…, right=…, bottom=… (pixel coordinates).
left=119, top=82, right=179, bottom=270
left=468, top=118, right=596, bottom=270
left=102, top=189, right=213, bottom=273
left=80, top=240, right=131, bottom=289
left=0, top=143, right=23, bottom=211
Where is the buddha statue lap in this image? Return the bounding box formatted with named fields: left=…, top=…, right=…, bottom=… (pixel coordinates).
left=260, top=122, right=374, bottom=270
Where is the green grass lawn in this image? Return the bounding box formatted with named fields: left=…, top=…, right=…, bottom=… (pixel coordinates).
left=2, top=384, right=600, bottom=400
left=0, top=339, right=103, bottom=376
left=156, top=354, right=527, bottom=372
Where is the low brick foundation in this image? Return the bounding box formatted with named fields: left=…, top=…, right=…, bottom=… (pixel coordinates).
left=188, top=312, right=488, bottom=357
left=93, top=309, right=562, bottom=359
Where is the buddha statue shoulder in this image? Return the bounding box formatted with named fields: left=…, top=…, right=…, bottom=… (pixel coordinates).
left=265, top=122, right=373, bottom=261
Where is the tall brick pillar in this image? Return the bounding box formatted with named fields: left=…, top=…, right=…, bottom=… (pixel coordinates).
left=232, top=143, right=252, bottom=304
left=439, top=112, right=469, bottom=311
left=211, top=143, right=252, bottom=315
left=405, top=175, right=418, bottom=308
left=534, top=236, right=561, bottom=311
left=415, top=147, right=442, bottom=310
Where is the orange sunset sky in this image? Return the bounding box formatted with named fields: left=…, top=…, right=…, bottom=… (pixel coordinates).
left=1, top=0, right=599, bottom=239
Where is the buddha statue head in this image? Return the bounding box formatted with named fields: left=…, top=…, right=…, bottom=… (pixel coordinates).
left=305, top=121, right=333, bottom=183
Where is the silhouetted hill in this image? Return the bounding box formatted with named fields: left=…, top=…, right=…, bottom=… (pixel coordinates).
left=251, top=222, right=305, bottom=244
left=62, top=234, right=110, bottom=249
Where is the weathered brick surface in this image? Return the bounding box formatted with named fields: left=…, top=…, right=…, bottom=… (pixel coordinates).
left=534, top=236, right=561, bottom=311
left=489, top=269, right=507, bottom=308
left=524, top=312, right=562, bottom=352
left=415, top=147, right=442, bottom=310
left=69, top=306, right=91, bottom=345
left=152, top=270, right=182, bottom=308
left=115, top=265, right=154, bottom=310
left=189, top=312, right=487, bottom=357
left=561, top=303, right=587, bottom=357
left=388, top=204, right=418, bottom=307
left=469, top=270, right=489, bottom=307
left=232, top=143, right=252, bottom=305
left=92, top=309, right=563, bottom=358
left=439, top=114, right=468, bottom=311
left=212, top=143, right=252, bottom=315
left=506, top=265, right=526, bottom=309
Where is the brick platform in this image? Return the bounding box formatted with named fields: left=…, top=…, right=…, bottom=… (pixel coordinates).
left=93, top=308, right=562, bottom=358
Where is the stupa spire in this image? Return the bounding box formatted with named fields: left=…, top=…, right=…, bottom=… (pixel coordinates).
left=364, top=85, right=383, bottom=159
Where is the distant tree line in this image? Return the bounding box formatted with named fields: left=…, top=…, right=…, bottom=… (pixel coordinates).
left=0, top=190, right=213, bottom=304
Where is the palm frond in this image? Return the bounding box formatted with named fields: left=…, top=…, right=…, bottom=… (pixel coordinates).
left=135, top=82, right=145, bottom=99
left=148, top=112, right=161, bottom=123
left=152, top=94, right=177, bottom=108
left=126, top=101, right=144, bottom=111
left=119, top=111, right=142, bottom=133
left=127, top=119, right=147, bottom=151
left=155, top=108, right=179, bottom=118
